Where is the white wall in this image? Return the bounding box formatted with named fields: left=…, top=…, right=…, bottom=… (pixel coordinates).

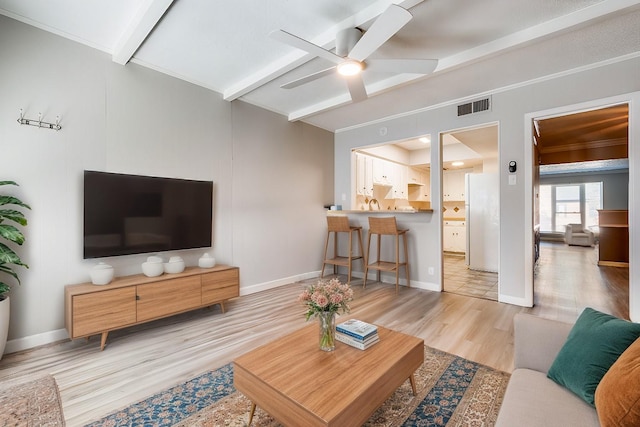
left=0, top=15, right=333, bottom=351
left=335, top=55, right=640, bottom=313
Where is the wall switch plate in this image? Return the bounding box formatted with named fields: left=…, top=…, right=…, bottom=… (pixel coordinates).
left=428, top=266, right=434, bottom=275
left=508, top=175, right=516, bottom=185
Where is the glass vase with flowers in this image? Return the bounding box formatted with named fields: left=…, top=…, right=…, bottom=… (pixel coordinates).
left=298, top=278, right=354, bottom=351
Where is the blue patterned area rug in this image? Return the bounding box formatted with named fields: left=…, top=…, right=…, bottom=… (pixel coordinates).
left=86, top=346, right=510, bottom=427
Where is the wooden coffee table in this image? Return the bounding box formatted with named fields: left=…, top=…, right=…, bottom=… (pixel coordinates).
left=233, top=323, right=424, bottom=427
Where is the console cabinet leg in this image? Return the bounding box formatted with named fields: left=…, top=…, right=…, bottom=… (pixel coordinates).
left=100, top=331, right=109, bottom=351
left=220, top=301, right=226, bottom=313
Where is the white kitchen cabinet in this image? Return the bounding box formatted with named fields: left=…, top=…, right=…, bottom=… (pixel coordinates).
left=391, top=164, right=408, bottom=199
left=408, top=167, right=430, bottom=201
left=443, top=221, right=466, bottom=253
left=355, top=153, right=373, bottom=197
left=372, top=157, right=393, bottom=187
left=443, top=170, right=466, bottom=201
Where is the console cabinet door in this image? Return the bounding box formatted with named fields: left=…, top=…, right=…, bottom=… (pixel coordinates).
left=136, top=276, right=201, bottom=322
left=72, top=287, right=137, bottom=338
left=202, top=268, right=240, bottom=305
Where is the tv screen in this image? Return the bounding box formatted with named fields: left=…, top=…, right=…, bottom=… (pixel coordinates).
left=83, top=170, right=213, bottom=259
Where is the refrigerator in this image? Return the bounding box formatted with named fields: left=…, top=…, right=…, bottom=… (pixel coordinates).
left=465, top=173, right=499, bottom=272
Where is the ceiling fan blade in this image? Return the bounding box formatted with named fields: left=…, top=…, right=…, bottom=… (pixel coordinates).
left=367, top=59, right=438, bottom=74
left=346, top=75, right=367, bottom=102
left=270, top=30, right=344, bottom=65
left=280, top=67, right=337, bottom=89
left=348, top=4, right=412, bottom=62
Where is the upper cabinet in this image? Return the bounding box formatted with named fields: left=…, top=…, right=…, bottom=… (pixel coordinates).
left=443, top=170, right=466, bottom=201
left=355, top=153, right=374, bottom=197
left=372, top=157, right=394, bottom=187
left=408, top=167, right=430, bottom=202
left=355, top=153, right=409, bottom=200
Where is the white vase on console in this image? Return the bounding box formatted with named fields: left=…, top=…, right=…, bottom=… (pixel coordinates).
left=199, top=253, right=216, bottom=268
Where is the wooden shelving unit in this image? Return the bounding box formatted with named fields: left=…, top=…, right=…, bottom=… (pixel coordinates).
left=597, top=210, right=629, bottom=267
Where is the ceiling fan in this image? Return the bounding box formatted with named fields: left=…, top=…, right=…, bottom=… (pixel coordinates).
left=270, top=4, right=438, bottom=102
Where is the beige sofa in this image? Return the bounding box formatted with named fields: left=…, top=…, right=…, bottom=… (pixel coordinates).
left=495, top=313, right=600, bottom=427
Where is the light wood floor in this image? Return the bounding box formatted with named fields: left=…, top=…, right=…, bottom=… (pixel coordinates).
left=0, top=242, right=628, bottom=426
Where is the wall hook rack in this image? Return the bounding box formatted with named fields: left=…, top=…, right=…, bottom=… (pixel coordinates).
left=17, top=109, right=62, bottom=131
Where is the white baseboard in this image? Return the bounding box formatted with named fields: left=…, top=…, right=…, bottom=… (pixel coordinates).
left=5, top=328, right=69, bottom=355
left=239, top=271, right=321, bottom=296
left=4, top=270, right=444, bottom=355
left=498, top=294, right=533, bottom=307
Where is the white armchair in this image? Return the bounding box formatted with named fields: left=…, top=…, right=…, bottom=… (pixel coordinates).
left=564, top=224, right=595, bottom=247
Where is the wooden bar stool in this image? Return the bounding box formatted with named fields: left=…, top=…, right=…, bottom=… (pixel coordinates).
left=363, top=216, right=410, bottom=294
left=321, top=216, right=365, bottom=285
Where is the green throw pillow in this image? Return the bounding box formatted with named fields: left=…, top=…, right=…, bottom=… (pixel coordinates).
left=547, top=307, right=640, bottom=406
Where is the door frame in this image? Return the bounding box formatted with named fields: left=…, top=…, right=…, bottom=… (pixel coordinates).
left=439, top=121, right=500, bottom=298
left=523, top=92, right=640, bottom=319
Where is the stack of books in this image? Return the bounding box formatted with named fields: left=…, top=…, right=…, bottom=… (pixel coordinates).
left=336, top=319, right=379, bottom=350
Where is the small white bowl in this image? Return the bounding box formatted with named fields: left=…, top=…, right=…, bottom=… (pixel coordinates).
left=90, top=262, right=114, bottom=285
left=142, top=261, right=164, bottom=277
left=164, top=260, right=185, bottom=274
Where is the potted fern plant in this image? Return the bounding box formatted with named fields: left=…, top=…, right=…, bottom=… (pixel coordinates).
left=0, top=181, right=30, bottom=358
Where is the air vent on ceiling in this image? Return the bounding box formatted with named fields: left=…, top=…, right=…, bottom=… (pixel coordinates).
left=457, top=96, right=491, bottom=117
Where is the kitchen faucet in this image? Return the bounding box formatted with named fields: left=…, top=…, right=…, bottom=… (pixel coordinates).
left=369, top=198, right=380, bottom=210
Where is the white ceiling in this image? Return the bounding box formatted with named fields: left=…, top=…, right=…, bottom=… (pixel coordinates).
left=1, top=0, right=639, bottom=132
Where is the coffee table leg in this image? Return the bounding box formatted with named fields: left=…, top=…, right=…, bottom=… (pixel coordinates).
left=409, top=373, right=417, bottom=395
left=248, top=402, right=256, bottom=426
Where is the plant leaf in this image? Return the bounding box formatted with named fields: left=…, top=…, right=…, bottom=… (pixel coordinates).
left=0, top=282, right=10, bottom=295
left=0, top=264, right=19, bottom=286
left=0, top=209, right=27, bottom=226
left=0, top=181, right=17, bottom=187
left=0, top=242, right=28, bottom=267
left=0, top=195, right=31, bottom=210
left=0, top=224, right=25, bottom=245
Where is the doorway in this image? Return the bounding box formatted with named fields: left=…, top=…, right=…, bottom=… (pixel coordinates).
left=440, top=123, right=500, bottom=300
left=525, top=94, right=638, bottom=316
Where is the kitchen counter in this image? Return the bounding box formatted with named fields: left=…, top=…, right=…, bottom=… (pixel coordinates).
left=328, top=209, right=433, bottom=214
left=324, top=207, right=438, bottom=293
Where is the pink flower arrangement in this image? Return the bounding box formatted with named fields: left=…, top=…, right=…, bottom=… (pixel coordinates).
left=298, top=278, right=354, bottom=320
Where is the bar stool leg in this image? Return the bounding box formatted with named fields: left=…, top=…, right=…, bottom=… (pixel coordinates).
left=363, top=231, right=372, bottom=288
left=347, top=230, right=353, bottom=284
left=357, top=228, right=365, bottom=280
left=321, top=230, right=330, bottom=278
left=376, top=233, right=382, bottom=282
left=395, top=233, right=400, bottom=294
left=333, top=230, right=338, bottom=275
left=404, top=232, right=410, bottom=288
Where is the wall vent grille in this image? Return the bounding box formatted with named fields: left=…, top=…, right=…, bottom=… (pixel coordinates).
left=457, top=96, right=491, bottom=116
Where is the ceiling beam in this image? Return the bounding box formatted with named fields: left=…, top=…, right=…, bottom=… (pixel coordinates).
left=223, top=0, right=424, bottom=101
left=112, top=0, right=174, bottom=65
left=288, top=74, right=422, bottom=121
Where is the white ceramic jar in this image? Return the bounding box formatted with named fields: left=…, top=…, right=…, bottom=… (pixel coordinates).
left=90, top=262, right=114, bottom=285
left=198, top=253, right=216, bottom=268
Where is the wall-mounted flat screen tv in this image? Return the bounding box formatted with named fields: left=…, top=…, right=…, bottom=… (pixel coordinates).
left=83, top=170, right=213, bottom=259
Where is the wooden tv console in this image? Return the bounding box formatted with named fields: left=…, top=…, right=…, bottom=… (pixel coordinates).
left=64, top=265, right=239, bottom=350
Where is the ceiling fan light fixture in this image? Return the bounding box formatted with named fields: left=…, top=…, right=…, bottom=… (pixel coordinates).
left=337, top=60, right=363, bottom=76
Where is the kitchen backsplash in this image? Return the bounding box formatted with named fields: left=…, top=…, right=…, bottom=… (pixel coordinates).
left=442, top=201, right=466, bottom=220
